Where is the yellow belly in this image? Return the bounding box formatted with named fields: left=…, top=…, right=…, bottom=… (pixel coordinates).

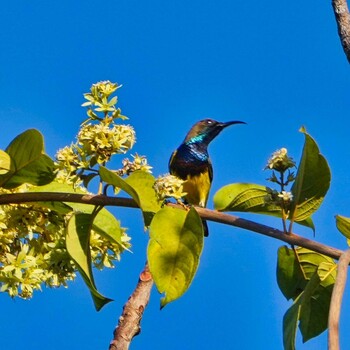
left=182, top=171, right=211, bottom=207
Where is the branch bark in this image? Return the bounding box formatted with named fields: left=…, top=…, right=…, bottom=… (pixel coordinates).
left=0, top=192, right=345, bottom=260
left=109, top=263, right=153, bottom=350
left=328, top=249, right=350, bottom=350
left=332, top=0, right=350, bottom=62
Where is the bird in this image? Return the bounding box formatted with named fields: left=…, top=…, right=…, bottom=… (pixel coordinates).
left=169, top=118, right=245, bottom=236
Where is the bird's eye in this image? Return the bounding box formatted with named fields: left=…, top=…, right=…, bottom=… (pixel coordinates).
left=206, top=120, right=213, bottom=124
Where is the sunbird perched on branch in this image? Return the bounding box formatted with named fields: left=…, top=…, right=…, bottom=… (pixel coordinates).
left=169, top=119, right=245, bottom=236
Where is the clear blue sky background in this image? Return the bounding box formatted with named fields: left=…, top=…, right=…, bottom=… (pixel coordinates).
left=1, top=1, right=350, bottom=349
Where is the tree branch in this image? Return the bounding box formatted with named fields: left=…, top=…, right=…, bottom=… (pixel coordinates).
left=195, top=206, right=344, bottom=260
left=0, top=192, right=139, bottom=208
left=109, top=263, right=153, bottom=350
left=332, top=0, right=350, bottom=63
left=328, top=249, right=350, bottom=350
left=0, top=192, right=345, bottom=260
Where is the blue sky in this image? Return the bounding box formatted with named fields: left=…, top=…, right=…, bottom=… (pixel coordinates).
left=1, top=1, right=350, bottom=349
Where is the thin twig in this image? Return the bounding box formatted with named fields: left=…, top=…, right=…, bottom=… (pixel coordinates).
left=194, top=206, right=344, bottom=260
left=109, top=263, right=153, bottom=350
left=0, top=192, right=345, bottom=260
left=328, top=249, right=350, bottom=350
left=0, top=192, right=139, bottom=208
left=332, top=0, right=350, bottom=63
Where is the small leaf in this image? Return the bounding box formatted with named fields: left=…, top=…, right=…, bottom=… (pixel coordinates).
left=0, top=129, right=55, bottom=188
left=0, top=150, right=11, bottom=175
left=283, top=272, right=320, bottom=350
left=214, top=183, right=280, bottom=213
left=100, top=166, right=139, bottom=202
left=148, top=207, right=203, bottom=308
left=290, top=128, right=331, bottom=222
left=66, top=213, right=112, bottom=310
left=335, top=214, right=350, bottom=241
left=300, top=262, right=336, bottom=342
left=277, top=246, right=306, bottom=300
left=125, top=171, right=161, bottom=226
left=100, top=167, right=160, bottom=226
left=92, top=209, right=123, bottom=245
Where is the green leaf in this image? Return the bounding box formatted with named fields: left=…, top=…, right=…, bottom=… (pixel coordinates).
left=92, top=209, right=123, bottom=245
left=299, top=262, right=336, bottom=342
left=125, top=171, right=161, bottom=226
left=100, top=166, right=140, bottom=200
left=0, top=150, right=11, bottom=175
left=277, top=246, right=306, bottom=300
left=278, top=246, right=336, bottom=348
left=283, top=271, right=320, bottom=350
left=0, top=129, right=55, bottom=189
left=214, top=183, right=280, bottom=213
left=66, top=213, right=112, bottom=311
left=290, top=128, right=331, bottom=222
left=148, top=207, right=204, bottom=308
left=213, top=183, right=314, bottom=230
left=335, top=214, right=350, bottom=242
left=100, top=167, right=160, bottom=226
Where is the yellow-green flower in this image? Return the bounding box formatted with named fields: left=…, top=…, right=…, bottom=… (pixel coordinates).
left=278, top=191, right=293, bottom=201
left=154, top=174, right=187, bottom=201
left=120, top=154, right=153, bottom=175
left=266, top=148, right=295, bottom=172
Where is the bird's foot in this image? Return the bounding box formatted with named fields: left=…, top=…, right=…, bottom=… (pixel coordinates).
left=176, top=199, right=191, bottom=211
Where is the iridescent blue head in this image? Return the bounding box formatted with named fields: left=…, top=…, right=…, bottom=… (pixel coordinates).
left=184, top=118, right=246, bottom=145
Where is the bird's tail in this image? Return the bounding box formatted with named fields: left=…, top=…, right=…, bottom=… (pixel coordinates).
left=202, top=220, right=209, bottom=237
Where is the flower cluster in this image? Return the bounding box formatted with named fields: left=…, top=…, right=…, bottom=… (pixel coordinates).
left=77, top=123, right=136, bottom=164
left=0, top=185, right=130, bottom=299
left=117, top=154, right=153, bottom=176
left=55, top=81, right=148, bottom=187
left=0, top=81, right=154, bottom=299
left=154, top=174, right=187, bottom=201
left=265, top=148, right=296, bottom=188
left=266, top=148, right=295, bottom=172
left=264, top=148, right=296, bottom=230
left=82, top=81, right=127, bottom=121
left=0, top=186, right=74, bottom=298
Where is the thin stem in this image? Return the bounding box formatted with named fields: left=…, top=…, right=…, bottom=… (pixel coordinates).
left=281, top=214, right=288, bottom=233
left=278, top=171, right=289, bottom=234
left=279, top=171, right=285, bottom=191
left=288, top=220, right=294, bottom=235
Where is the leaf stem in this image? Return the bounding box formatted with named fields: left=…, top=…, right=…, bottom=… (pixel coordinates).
left=279, top=171, right=289, bottom=234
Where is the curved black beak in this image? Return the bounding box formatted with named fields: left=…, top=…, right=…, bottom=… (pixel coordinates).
left=220, top=120, right=247, bottom=128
